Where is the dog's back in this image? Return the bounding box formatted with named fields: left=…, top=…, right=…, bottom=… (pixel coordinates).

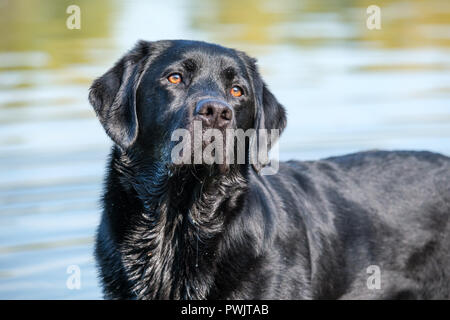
left=256, top=150, right=450, bottom=299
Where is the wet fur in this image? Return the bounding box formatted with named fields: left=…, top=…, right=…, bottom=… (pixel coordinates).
left=90, top=40, right=450, bottom=299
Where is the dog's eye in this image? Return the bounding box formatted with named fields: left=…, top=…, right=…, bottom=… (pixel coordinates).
left=168, top=73, right=182, bottom=84
left=230, top=86, right=243, bottom=97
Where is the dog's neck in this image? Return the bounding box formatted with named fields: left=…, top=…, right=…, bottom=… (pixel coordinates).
left=108, top=147, right=248, bottom=299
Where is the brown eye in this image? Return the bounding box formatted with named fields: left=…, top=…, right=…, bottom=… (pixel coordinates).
left=230, top=86, right=243, bottom=97
left=168, top=73, right=182, bottom=84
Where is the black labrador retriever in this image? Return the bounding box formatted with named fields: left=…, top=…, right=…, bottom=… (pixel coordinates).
left=89, top=40, right=450, bottom=299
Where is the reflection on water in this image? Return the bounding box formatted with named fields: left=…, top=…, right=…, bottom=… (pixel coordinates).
left=0, top=0, right=449, bottom=299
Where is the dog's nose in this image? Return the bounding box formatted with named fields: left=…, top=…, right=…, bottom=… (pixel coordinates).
left=195, top=99, right=233, bottom=128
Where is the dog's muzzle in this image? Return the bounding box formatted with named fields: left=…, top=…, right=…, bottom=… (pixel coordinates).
left=194, top=98, right=233, bottom=130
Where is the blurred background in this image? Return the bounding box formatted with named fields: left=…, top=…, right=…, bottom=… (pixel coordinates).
left=0, top=0, right=449, bottom=299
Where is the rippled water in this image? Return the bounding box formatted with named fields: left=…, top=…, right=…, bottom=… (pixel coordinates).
left=0, top=0, right=449, bottom=299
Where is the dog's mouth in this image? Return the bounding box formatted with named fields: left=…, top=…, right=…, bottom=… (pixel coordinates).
left=169, top=128, right=234, bottom=175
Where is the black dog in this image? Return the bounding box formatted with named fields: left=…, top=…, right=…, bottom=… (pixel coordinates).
left=90, top=40, right=450, bottom=299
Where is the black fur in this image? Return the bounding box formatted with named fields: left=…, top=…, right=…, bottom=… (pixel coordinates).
left=90, top=40, right=450, bottom=299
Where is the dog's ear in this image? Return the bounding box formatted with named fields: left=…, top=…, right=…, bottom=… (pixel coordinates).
left=239, top=53, right=287, bottom=172
left=89, top=40, right=152, bottom=150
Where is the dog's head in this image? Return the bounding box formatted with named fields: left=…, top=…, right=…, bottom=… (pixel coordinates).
left=89, top=40, right=286, bottom=174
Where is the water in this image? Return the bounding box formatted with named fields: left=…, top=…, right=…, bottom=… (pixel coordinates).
left=0, top=0, right=449, bottom=299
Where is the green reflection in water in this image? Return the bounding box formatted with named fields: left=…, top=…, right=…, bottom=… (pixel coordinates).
left=0, top=0, right=115, bottom=68
left=190, top=0, right=450, bottom=48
